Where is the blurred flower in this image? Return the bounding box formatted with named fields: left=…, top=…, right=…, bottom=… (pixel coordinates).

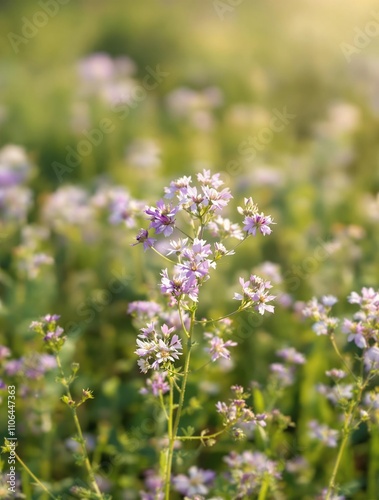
left=0, top=144, right=31, bottom=187
left=43, top=185, right=94, bottom=229
left=126, top=139, right=161, bottom=170
left=172, top=466, right=215, bottom=497
left=308, top=420, right=338, bottom=447
left=140, top=371, right=170, bottom=397
left=205, top=333, right=237, bottom=362
left=276, top=347, right=305, bottom=365
left=0, top=185, right=32, bottom=223
left=224, top=450, right=281, bottom=497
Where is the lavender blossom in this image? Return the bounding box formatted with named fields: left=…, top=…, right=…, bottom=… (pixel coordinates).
left=172, top=466, right=215, bottom=497
left=308, top=420, right=339, bottom=447
left=205, top=333, right=237, bottom=361
left=145, top=200, right=178, bottom=237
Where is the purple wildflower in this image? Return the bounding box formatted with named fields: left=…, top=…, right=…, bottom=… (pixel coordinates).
left=243, top=212, right=274, bottom=236
left=197, top=169, right=224, bottom=189
left=127, top=301, right=162, bottom=319
left=172, top=466, right=215, bottom=497
left=234, top=275, right=275, bottom=315
left=308, top=420, right=339, bottom=447
left=145, top=200, right=178, bottom=237
left=135, top=323, right=182, bottom=373
left=276, top=347, right=305, bottom=365
left=0, top=346, right=11, bottom=360
left=132, top=228, right=156, bottom=251
left=140, top=371, right=170, bottom=397
left=160, top=269, right=199, bottom=302
left=205, top=333, right=237, bottom=361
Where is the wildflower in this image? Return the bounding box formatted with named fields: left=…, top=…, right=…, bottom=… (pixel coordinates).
left=197, top=169, right=224, bottom=189
left=276, top=347, right=305, bottom=365
left=135, top=323, right=182, bottom=373
left=0, top=346, right=11, bottom=361
left=164, top=175, right=192, bottom=199
left=243, top=212, right=275, bottom=236
left=207, top=216, right=244, bottom=240
left=364, top=346, right=379, bottom=371
left=234, top=275, right=275, bottom=315
left=342, top=319, right=367, bottom=348
left=317, top=383, right=354, bottom=405
left=201, top=185, right=232, bottom=212
left=160, top=268, right=199, bottom=303
left=322, top=295, right=338, bottom=307
left=140, top=469, right=164, bottom=500
left=215, top=387, right=265, bottom=431
left=205, top=333, right=237, bottom=361
left=145, top=200, right=178, bottom=237
left=348, top=287, right=379, bottom=308
left=29, top=315, right=66, bottom=353
left=140, top=371, right=170, bottom=397
left=308, top=420, right=339, bottom=447
left=166, top=238, right=189, bottom=256
left=107, top=188, right=142, bottom=227
left=224, top=450, right=281, bottom=497
left=270, top=363, right=294, bottom=387
left=172, top=466, right=215, bottom=497
left=214, top=242, right=234, bottom=260
left=325, top=369, right=346, bottom=380
left=132, top=228, right=156, bottom=250
left=237, top=197, right=258, bottom=217
left=127, top=301, right=162, bottom=319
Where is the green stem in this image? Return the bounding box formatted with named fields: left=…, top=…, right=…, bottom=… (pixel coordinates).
left=164, top=309, right=195, bottom=499
left=15, top=453, right=58, bottom=500
left=159, top=390, right=169, bottom=421
left=326, top=431, right=349, bottom=500
left=176, top=423, right=233, bottom=441
left=151, top=246, right=176, bottom=264
left=330, top=336, right=356, bottom=381
left=195, top=308, right=241, bottom=325
left=56, top=356, right=103, bottom=500
left=257, top=473, right=270, bottom=500
left=325, top=376, right=367, bottom=499
left=164, top=379, right=174, bottom=499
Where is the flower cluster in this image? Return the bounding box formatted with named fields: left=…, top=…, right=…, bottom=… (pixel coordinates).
left=216, top=385, right=267, bottom=440
left=269, top=347, right=305, bottom=388
left=135, top=322, right=182, bottom=373
left=224, top=450, right=281, bottom=498
left=172, top=466, right=215, bottom=498
left=308, top=420, right=339, bottom=448
left=238, top=197, right=275, bottom=236
left=29, top=314, right=66, bottom=354
left=302, top=295, right=340, bottom=336
left=234, top=274, right=275, bottom=315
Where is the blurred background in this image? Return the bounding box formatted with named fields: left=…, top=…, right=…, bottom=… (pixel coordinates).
left=1, top=0, right=379, bottom=498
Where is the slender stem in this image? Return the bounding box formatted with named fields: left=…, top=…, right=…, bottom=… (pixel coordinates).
left=326, top=431, right=349, bottom=500
left=178, top=303, right=190, bottom=337
left=330, top=336, right=356, bottom=381
left=164, top=309, right=195, bottom=499
left=164, top=380, right=174, bottom=499
left=176, top=227, right=194, bottom=241
left=15, top=453, right=58, bottom=500
left=195, top=309, right=241, bottom=325
left=151, top=246, right=176, bottom=264
left=159, top=391, right=169, bottom=421
left=56, top=356, right=103, bottom=499
left=176, top=423, right=233, bottom=441
left=325, top=376, right=367, bottom=499
left=257, top=473, right=270, bottom=500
